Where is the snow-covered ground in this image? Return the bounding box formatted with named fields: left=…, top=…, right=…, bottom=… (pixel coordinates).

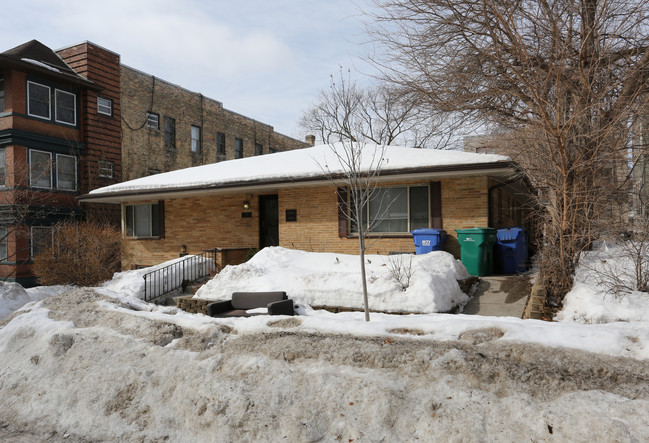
left=556, top=241, right=649, bottom=324
left=2, top=243, right=649, bottom=440
left=195, top=247, right=470, bottom=313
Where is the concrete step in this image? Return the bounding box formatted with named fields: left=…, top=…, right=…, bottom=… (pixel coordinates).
left=462, top=275, right=531, bottom=317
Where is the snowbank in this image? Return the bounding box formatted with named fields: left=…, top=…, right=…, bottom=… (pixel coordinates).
left=557, top=242, right=649, bottom=323
left=0, top=282, right=70, bottom=321
left=195, top=247, right=470, bottom=313
left=2, top=287, right=649, bottom=441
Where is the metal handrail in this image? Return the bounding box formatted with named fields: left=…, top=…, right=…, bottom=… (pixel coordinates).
left=143, top=248, right=219, bottom=302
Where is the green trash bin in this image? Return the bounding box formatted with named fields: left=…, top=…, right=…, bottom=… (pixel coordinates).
left=456, top=228, right=497, bottom=277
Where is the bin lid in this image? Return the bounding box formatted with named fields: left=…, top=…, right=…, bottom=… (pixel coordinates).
left=456, top=227, right=497, bottom=234
left=496, top=227, right=525, bottom=241
left=411, top=228, right=446, bottom=235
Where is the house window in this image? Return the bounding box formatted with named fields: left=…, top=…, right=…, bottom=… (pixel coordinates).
left=98, top=160, right=114, bottom=178
left=164, top=116, right=176, bottom=148
left=269, top=147, right=278, bottom=154
left=148, top=168, right=160, bottom=175
left=0, top=77, right=4, bottom=112
left=217, top=132, right=226, bottom=155
left=124, top=203, right=161, bottom=238
left=146, top=112, right=159, bottom=130
left=56, top=154, right=76, bottom=191
left=191, top=125, right=201, bottom=153
left=55, top=89, right=76, bottom=125
left=351, top=185, right=429, bottom=233
left=0, top=148, right=5, bottom=186
left=27, top=81, right=50, bottom=119
left=0, top=226, right=7, bottom=261
left=29, top=150, right=52, bottom=189
left=255, top=143, right=263, bottom=156
left=31, top=226, right=53, bottom=258
left=97, top=97, right=112, bottom=116
left=235, top=138, right=243, bottom=159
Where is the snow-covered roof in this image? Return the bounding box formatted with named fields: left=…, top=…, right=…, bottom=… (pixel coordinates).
left=83, top=143, right=512, bottom=203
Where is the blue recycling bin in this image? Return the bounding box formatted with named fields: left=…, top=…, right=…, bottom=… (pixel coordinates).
left=495, top=227, right=528, bottom=274
left=411, top=229, right=447, bottom=254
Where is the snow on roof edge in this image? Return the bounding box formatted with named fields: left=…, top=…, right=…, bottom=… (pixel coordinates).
left=86, top=144, right=512, bottom=199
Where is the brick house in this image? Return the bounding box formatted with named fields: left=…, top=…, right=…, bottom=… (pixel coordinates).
left=79, top=144, right=534, bottom=270
left=0, top=40, right=121, bottom=285
left=0, top=39, right=307, bottom=285
left=119, top=66, right=308, bottom=181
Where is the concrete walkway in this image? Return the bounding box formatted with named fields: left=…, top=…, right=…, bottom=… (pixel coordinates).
left=462, top=275, right=531, bottom=318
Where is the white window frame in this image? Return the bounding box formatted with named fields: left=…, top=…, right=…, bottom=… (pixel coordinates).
left=0, top=77, right=5, bottom=112
left=30, top=226, right=53, bottom=259
left=123, top=203, right=160, bottom=238
left=98, top=160, right=114, bottom=178
left=56, top=154, right=77, bottom=191
left=29, top=149, right=52, bottom=189
left=146, top=112, right=159, bottom=130
left=0, top=226, right=8, bottom=262
left=191, top=125, right=201, bottom=153
left=27, top=81, right=51, bottom=120
left=97, top=97, right=112, bottom=116
left=0, top=148, right=5, bottom=187
left=54, top=89, right=76, bottom=125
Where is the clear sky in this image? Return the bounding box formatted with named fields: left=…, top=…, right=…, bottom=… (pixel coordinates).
left=3, top=0, right=376, bottom=141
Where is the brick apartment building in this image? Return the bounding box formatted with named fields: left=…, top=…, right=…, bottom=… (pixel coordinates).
left=0, top=39, right=307, bottom=285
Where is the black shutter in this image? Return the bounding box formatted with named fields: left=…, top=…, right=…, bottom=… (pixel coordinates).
left=430, top=182, right=442, bottom=229
left=158, top=200, right=165, bottom=239
left=337, top=187, right=348, bottom=238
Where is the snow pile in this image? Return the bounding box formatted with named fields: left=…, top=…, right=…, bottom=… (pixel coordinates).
left=195, top=247, right=470, bottom=313
left=557, top=241, right=649, bottom=323
left=0, top=282, right=70, bottom=321
left=2, top=287, right=649, bottom=441
left=103, top=255, right=216, bottom=299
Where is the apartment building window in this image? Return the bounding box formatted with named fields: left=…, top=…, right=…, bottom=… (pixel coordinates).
left=351, top=185, right=429, bottom=233
left=29, top=150, right=52, bottom=189
left=164, top=116, right=176, bottom=148
left=0, top=149, right=5, bottom=186
left=235, top=138, right=244, bottom=159
left=146, top=112, right=159, bottom=130
left=124, top=203, right=162, bottom=238
left=191, top=125, right=201, bottom=153
left=0, top=226, right=7, bottom=261
left=56, top=154, right=76, bottom=191
left=31, top=226, right=53, bottom=258
left=255, top=143, right=263, bottom=156
left=27, top=81, right=51, bottom=119
left=98, top=161, right=114, bottom=179
left=55, top=89, right=76, bottom=125
left=0, top=77, right=4, bottom=112
left=97, top=97, right=112, bottom=116
left=216, top=132, right=226, bottom=155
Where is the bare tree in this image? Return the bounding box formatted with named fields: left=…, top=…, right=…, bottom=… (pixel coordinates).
left=369, top=0, right=649, bottom=307
left=300, top=67, right=461, bottom=149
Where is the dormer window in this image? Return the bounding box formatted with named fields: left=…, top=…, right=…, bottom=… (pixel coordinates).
left=55, top=89, right=76, bottom=125
left=0, top=77, right=4, bottom=112
left=27, top=80, right=77, bottom=126
left=27, top=81, right=50, bottom=119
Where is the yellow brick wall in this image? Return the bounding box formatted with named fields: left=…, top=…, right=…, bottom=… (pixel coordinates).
left=121, top=176, right=491, bottom=268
